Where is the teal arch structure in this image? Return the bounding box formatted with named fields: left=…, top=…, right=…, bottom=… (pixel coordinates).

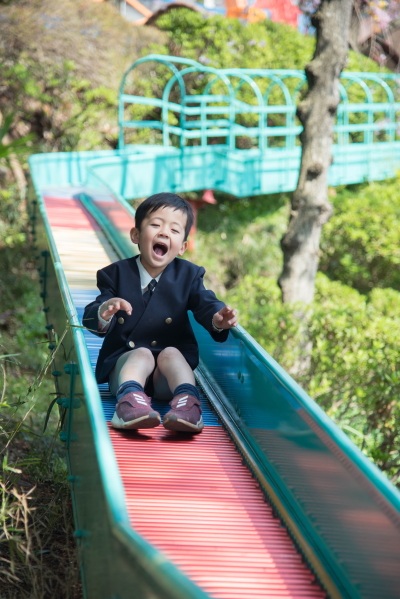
left=27, top=55, right=400, bottom=599
left=114, top=54, right=400, bottom=199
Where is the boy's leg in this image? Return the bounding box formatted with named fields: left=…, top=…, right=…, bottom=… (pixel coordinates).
left=109, top=348, right=155, bottom=395
left=110, top=348, right=161, bottom=430
left=154, top=347, right=203, bottom=433
left=152, top=347, right=195, bottom=399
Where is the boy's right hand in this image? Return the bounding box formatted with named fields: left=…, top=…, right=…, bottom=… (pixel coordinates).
left=99, top=298, right=132, bottom=321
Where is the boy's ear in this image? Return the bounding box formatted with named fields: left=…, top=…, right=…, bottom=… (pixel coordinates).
left=130, top=227, right=140, bottom=244
left=178, top=240, right=188, bottom=256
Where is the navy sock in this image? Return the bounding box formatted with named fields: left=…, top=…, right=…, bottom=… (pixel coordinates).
left=116, top=380, right=144, bottom=401
left=173, top=383, right=200, bottom=401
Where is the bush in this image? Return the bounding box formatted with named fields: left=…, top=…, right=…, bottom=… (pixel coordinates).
left=192, top=191, right=289, bottom=293
left=154, top=9, right=381, bottom=73
left=320, top=177, right=400, bottom=293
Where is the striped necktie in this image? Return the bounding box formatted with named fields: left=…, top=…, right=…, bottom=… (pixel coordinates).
left=143, top=278, right=157, bottom=305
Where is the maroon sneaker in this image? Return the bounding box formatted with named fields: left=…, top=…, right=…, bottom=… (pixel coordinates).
left=111, top=391, right=161, bottom=430
left=163, top=393, right=204, bottom=433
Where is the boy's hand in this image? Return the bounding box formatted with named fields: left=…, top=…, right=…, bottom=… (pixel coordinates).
left=100, top=298, right=132, bottom=321
left=213, top=305, right=238, bottom=329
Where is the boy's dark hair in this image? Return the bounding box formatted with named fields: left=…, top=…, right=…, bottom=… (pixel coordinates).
left=135, top=193, right=194, bottom=240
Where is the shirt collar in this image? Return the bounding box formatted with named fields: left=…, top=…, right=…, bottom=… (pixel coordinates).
left=136, top=255, right=163, bottom=292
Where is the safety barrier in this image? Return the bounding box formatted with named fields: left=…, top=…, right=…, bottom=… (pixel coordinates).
left=117, top=55, right=400, bottom=193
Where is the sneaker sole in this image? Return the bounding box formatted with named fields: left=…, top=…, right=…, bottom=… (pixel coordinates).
left=111, top=411, right=161, bottom=430
left=163, top=415, right=204, bottom=433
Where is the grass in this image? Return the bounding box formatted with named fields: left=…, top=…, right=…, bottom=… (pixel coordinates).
left=0, top=186, right=82, bottom=598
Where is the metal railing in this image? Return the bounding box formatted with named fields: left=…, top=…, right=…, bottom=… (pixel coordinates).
left=118, top=54, right=400, bottom=151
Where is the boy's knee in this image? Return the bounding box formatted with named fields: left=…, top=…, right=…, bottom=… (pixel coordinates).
left=158, top=346, right=184, bottom=364
left=132, top=347, right=155, bottom=367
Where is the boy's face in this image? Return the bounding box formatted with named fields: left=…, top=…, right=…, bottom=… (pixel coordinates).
left=130, top=206, right=188, bottom=275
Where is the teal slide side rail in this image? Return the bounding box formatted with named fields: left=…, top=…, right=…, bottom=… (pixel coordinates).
left=28, top=158, right=211, bottom=599
left=192, top=320, right=400, bottom=598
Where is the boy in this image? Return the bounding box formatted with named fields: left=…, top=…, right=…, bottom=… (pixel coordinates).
left=83, top=193, right=238, bottom=434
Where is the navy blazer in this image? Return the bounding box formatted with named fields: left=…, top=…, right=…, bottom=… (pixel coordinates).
left=83, top=256, right=229, bottom=384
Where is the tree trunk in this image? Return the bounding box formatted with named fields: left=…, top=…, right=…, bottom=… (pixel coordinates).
left=278, top=0, right=353, bottom=304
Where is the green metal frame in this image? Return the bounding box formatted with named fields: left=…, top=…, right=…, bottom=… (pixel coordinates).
left=118, top=54, right=400, bottom=152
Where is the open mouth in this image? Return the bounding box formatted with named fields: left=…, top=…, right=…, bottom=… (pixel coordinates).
left=153, top=242, right=168, bottom=257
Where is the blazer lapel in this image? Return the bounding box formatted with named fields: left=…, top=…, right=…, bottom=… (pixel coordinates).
left=126, top=256, right=146, bottom=329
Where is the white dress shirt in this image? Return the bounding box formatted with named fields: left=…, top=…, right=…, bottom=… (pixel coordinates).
left=98, top=256, right=163, bottom=331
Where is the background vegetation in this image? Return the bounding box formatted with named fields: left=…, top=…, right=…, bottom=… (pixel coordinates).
left=1, top=0, right=399, bottom=594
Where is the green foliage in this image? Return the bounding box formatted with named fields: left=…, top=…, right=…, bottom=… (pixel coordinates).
left=0, top=187, right=54, bottom=423
left=310, top=275, right=400, bottom=482
left=0, top=114, right=34, bottom=161
left=226, top=274, right=305, bottom=370
left=156, top=10, right=314, bottom=70
left=1, top=56, right=118, bottom=152
left=320, top=177, right=400, bottom=293
left=369, top=286, right=400, bottom=317
left=193, top=191, right=288, bottom=291
left=155, top=9, right=383, bottom=73
left=0, top=0, right=161, bottom=152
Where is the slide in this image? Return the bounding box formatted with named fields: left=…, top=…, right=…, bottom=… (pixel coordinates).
left=28, top=157, right=400, bottom=599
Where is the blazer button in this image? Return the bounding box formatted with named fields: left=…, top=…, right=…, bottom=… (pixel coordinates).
left=151, top=341, right=157, bottom=347
left=165, top=317, right=172, bottom=324
left=128, top=341, right=135, bottom=348
left=118, top=317, right=124, bottom=324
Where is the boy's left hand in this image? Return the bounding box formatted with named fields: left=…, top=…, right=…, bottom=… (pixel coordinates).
left=213, top=305, right=238, bottom=329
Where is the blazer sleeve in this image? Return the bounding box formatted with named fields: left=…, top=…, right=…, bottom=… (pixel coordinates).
left=188, top=267, right=229, bottom=343
left=82, top=268, right=117, bottom=337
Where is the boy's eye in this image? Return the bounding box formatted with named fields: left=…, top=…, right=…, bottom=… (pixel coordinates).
left=151, top=224, right=160, bottom=228
left=172, top=229, right=179, bottom=234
